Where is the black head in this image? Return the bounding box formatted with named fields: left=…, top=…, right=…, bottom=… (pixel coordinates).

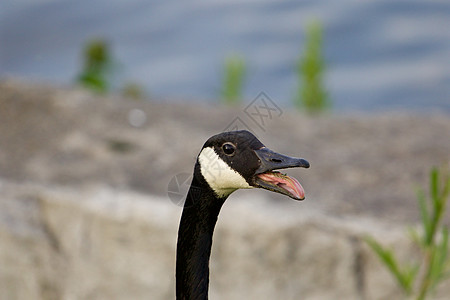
left=196, top=130, right=309, bottom=200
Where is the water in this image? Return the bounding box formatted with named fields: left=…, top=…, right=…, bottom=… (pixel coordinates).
left=1, top=0, right=449, bottom=111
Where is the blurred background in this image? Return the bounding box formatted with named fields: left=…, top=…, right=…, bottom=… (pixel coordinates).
left=1, top=1, right=450, bottom=300
left=2, top=0, right=450, bottom=111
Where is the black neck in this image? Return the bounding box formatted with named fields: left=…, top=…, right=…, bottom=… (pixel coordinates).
left=176, top=171, right=227, bottom=300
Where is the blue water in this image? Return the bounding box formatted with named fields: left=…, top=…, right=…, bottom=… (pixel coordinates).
left=1, top=0, right=449, bottom=111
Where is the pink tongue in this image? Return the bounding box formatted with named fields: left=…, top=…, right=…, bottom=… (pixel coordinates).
left=281, top=176, right=305, bottom=200
left=258, top=173, right=305, bottom=200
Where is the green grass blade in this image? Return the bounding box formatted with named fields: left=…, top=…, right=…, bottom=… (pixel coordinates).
left=430, top=168, right=439, bottom=209
left=365, top=236, right=413, bottom=293
left=404, top=263, right=420, bottom=292
left=417, top=188, right=431, bottom=244
left=426, top=168, right=449, bottom=246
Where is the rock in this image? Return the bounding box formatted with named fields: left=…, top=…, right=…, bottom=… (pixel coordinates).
left=0, top=181, right=178, bottom=300
left=1, top=181, right=449, bottom=299
left=1, top=79, right=450, bottom=299
left=1, top=79, right=449, bottom=224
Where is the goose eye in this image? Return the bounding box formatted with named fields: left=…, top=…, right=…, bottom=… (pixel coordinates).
left=222, top=143, right=236, bottom=155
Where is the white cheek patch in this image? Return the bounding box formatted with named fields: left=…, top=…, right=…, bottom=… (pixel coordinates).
left=198, top=147, right=252, bottom=198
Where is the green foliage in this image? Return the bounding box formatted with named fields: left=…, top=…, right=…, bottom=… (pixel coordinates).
left=365, top=167, right=450, bottom=300
left=295, top=20, right=329, bottom=113
left=221, top=54, right=246, bottom=105
left=77, top=39, right=114, bottom=93
left=365, top=236, right=419, bottom=294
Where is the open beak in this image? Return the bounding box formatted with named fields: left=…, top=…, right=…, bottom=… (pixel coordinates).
left=253, top=147, right=310, bottom=200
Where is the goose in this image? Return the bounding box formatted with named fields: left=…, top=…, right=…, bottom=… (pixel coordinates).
left=176, top=130, right=309, bottom=300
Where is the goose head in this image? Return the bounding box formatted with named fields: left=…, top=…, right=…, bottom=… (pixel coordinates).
left=196, top=130, right=310, bottom=200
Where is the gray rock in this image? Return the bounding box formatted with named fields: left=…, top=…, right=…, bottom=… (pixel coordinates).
left=1, top=181, right=449, bottom=299
left=1, top=79, right=449, bottom=299
left=1, top=79, right=449, bottom=224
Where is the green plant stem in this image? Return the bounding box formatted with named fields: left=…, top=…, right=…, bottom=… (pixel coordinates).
left=417, top=249, right=434, bottom=300
left=425, top=170, right=443, bottom=246
left=416, top=168, right=449, bottom=299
